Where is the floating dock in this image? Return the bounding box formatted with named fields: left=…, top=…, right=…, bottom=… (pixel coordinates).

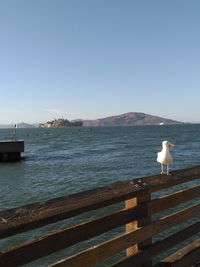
left=0, top=140, right=24, bottom=162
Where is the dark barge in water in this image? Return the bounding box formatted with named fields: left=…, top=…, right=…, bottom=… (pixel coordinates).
left=0, top=139, right=24, bottom=162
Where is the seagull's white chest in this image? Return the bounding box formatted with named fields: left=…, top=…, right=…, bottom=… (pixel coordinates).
left=157, top=148, right=173, bottom=165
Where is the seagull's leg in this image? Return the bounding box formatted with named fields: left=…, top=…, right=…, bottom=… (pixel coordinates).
left=167, top=165, right=172, bottom=176
left=161, top=164, right=164, bottom=174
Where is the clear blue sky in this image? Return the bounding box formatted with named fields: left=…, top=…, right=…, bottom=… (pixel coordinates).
left=0, top=0, right=200, bottom=124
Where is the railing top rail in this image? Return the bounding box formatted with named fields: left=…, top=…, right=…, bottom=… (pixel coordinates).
left=0, top=165, right=200, bottom=238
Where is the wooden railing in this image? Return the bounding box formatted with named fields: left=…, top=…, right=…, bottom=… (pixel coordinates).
left=0, top=165, right=200, bottom=267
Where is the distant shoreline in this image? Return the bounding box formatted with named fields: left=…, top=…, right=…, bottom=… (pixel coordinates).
left=0, top=112, right=186, bottom=128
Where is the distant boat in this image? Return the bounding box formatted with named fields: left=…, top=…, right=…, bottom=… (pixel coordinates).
left=159, top=122, right=164, bottom=125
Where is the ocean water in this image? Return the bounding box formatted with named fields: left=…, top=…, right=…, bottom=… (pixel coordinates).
left=0, top=125, right=200, bottom=266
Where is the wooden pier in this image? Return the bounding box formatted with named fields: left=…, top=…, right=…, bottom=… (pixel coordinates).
left=0, top=165, right=200, bottom=266
left=0, top=140, right=24, bottom=162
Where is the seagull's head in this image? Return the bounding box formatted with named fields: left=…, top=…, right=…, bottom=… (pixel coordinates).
left=162, top=141, right=176, bottom=148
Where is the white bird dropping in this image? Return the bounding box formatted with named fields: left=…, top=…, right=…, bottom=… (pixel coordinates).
left=157, top=141, right=175, bottom=175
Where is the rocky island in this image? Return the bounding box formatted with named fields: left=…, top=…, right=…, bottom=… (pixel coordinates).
left=39, top=118, right=83, bottom=128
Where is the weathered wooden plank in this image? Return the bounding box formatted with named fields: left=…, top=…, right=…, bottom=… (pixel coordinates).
left=148, top=165, right=200, bottom=193
left=48, top=203, right=200, bottom=267
left=149, top=185, right=200, bottom=214
left=1, top=165, right=200, bottom=239
left=2, top=185, right=199, bottom=267
left=156, top=239, right=200, bottom=267
left=0, top=181, right=149, bottom=239
left=111, top=222, right=200, bottom=267
left=0, top=205, right=146, bottom=267
left=1, top=185, right=198, bottom=267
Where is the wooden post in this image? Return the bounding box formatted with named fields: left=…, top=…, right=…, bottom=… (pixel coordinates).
left=125, top=197, right=138, bottom=256
left=125, top=191, right=152, bottom=265
left=137, top=191, right=152, bottom=267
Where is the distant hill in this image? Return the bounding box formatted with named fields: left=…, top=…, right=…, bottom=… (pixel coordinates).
left=17, top=123, right=36, bottom=128
left=82, top=112, right=182, bottom=126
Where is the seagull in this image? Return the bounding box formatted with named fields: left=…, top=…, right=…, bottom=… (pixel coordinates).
left=157, top=141, right=175, bottom=175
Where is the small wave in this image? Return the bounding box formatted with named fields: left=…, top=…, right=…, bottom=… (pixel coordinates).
left=25, top=154, right=73, bottom=162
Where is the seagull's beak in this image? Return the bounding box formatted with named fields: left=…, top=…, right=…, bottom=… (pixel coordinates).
left=169, top=143, right=175, bottom=147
